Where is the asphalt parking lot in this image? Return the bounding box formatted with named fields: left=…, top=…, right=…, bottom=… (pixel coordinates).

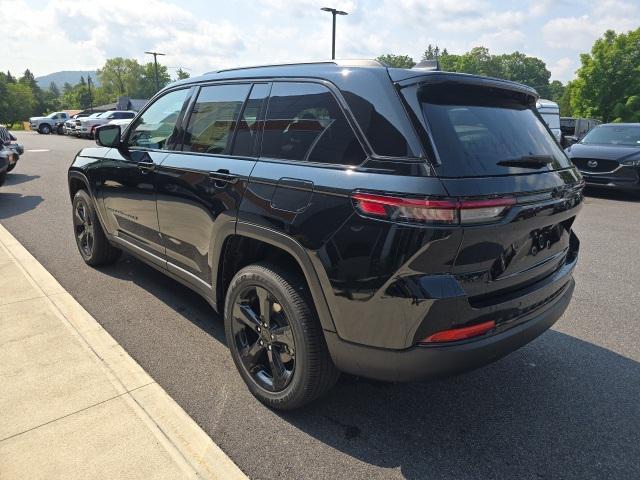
left=2, top=131, right=639, bottom=479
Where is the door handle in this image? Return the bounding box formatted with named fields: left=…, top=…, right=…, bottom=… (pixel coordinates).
left=208, top=169, right=238, bottom=184
left=137, top=161, right=156, bottom=173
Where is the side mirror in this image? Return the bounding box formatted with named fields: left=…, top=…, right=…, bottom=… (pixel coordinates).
left=95, top=124, right=121, bottom=148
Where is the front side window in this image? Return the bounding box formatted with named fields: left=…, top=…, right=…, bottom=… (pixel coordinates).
left=261, top=82, right=365, bottom=166
left=128, top=88, right=189, bottom=150
left=182, top=84, right=250, bottom=155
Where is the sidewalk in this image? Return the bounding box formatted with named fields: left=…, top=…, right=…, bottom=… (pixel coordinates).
left=0, top=223, right=246, bottom=480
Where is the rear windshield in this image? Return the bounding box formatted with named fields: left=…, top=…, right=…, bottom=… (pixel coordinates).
left=406, top=84, right=571, bottom=177
left=580, top=125, right=640, bottom=146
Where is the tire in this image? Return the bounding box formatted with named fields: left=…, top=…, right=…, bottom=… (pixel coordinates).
left=57, top=125, right=64, bottom=135
left=72, top=189, right=121, bottom=266
left=39, top=124, right=51, bottom=134
left=225, top=262, right=339, bottom=410
left=0, top=171, right=6, bottom=187
left=7, top=162, right=16, bottom=172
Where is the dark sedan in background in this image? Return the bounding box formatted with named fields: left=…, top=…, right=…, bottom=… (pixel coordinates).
left=565, top=123, right=640, bottom=193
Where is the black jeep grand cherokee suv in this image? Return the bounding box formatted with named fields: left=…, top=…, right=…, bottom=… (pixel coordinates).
left=68, top=60, right=583, bottom=409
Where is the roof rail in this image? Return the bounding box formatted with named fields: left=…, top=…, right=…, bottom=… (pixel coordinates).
left=208, top=59, right=384, bottom=75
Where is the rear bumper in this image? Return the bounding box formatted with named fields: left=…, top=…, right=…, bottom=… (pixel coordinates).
left=325, top=277, right=574, bottom=382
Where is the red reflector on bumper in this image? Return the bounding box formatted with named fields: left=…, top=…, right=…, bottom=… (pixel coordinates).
left=421, top=320, right=496, bottom=343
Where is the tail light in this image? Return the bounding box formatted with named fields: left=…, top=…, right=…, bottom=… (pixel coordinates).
left=352, top=192, right=515, bottom=225
left=420, top=320, right=496, bottom=344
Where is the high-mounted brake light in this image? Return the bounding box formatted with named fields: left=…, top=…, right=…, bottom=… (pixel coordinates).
left=420, top=320, right=496, bottom=344
left=351, top=193, right=515, bottom=225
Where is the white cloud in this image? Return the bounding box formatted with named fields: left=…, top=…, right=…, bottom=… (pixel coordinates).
left=549, top=57, right=577, bottom=81
left=542, top=0, right=640, bottom=50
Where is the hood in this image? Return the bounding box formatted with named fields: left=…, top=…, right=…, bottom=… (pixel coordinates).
left=29, top=116, right=45, bottom=122
left=566, top=142, right=640, bottom=162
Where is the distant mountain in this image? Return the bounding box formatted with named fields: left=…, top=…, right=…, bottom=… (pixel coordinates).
left=36, top=70, right=100, bottom=89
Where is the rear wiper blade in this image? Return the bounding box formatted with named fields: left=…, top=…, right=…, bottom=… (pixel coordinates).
left=497, top=155, right=555, bottom=168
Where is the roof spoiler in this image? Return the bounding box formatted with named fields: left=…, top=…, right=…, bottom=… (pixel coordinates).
left=412, top=60, right=440, bottom=71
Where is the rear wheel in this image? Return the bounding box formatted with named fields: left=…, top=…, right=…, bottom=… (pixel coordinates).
left=225, top=263, right=339, bottom=410
left=7, top=162, right=16, bottom=172
left=72, top=189, right=121, bottom=266
left=0, top=171, right=6, bottom=187
left=39, top=124, right=51, bottom=134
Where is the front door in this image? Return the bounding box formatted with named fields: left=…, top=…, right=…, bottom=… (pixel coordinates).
left=100, top=87, right=192, bottom=266
left=155, top=82, right=269, bottom=289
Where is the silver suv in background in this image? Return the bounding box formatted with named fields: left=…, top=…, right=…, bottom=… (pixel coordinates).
left=75, top=111, right=136, bottom=138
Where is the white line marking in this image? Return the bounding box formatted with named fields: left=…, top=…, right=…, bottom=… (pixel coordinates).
left=26, top=149, right=50, bottom=153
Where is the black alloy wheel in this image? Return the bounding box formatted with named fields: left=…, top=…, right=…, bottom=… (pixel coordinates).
left=73, top=199, right=95, bottom=258
left=71, top=189, right=121, bottom=266
left=231, top=285, right=296, bottom=392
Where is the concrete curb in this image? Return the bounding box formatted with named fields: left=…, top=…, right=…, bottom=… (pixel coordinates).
left=0, top=222, right=247, bottom=480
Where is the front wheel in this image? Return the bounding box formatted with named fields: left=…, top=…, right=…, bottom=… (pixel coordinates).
left=72, top=189, right=121, bottom=266
left=225, top=263, right=339, bottom=410
left=39, top=124, right=51, bottom=134
left=7, top=162, right=16, bottom=172
left=0, top=171, right=6, bottom=187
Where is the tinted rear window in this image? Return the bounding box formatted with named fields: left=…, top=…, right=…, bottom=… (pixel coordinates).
left=407, top=84, right=571, bottom=177
left=261, top=82, right=366, bottom=166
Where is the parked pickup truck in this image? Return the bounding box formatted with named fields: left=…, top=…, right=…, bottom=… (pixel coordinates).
left=75, top=111, right=136, bottom=138
left=29, top=112, right=69, bottom=134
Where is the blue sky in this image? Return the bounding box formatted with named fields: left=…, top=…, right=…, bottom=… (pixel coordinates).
left=5, top=0, right=640, bottom=83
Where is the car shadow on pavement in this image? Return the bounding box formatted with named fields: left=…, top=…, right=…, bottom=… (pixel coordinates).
left=96, top=253, right=227, bottom=345
left=0, top=193, right=43, bottom=220
left=4, top=173, right=40, bottom=187
left=278, top=331, right=639, bottom=479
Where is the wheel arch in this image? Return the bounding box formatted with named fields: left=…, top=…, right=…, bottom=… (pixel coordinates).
left=68, top=171, right=92, bottom=201
left=215, top=222, right=337, bottom=333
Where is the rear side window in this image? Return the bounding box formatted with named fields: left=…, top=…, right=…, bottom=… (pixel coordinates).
left=261, top=82, right=365, bottom=166
left=406, top=84, right=571, bottom=177
left=183, top=83, right=250, bottom=155
left=232, top=83, right=269, bottom=157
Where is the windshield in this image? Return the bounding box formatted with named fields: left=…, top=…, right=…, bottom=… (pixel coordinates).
left=45, top=113, right=57, bottom=118
left=88, top=113, right=102, bottom=118
left=407, top=83, right=571, bottom=177
left=581, top=125, right=640, bottom=146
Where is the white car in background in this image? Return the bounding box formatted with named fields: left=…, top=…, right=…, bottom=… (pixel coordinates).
left=76, top=111, right=136, bottom=138
left=536, top=99, right=561, bottom=143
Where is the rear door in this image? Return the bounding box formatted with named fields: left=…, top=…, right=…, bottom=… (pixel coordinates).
left=155, top=82, right=269, bottom=289
left=401, top=80, right=583, bottom=299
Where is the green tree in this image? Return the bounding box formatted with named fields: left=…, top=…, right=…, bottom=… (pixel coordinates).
left=97, top=57, right=145, bottom=96
left=175, top=68, right=190, bottom=80
left=569, top=28, right=640, bottom=121
left=375, top=54, right=416, bottom=68
left=18, top=69, right=45, bottom=116
left=138, top=62, right=171, bottom=97
left=456, top=47, right=504, bottom=78
left=612, top=95, right=640, bottom=122
left=1, top=83, right=36, bottom=126
left=496, top=51, right=551, bottom=96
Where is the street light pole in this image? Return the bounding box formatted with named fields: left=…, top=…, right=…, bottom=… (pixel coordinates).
left=87, top=76, right=93, bottom=112
left=144, top=51, right=166, bottom=92
left=321, top=7, right=348, bottom=59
